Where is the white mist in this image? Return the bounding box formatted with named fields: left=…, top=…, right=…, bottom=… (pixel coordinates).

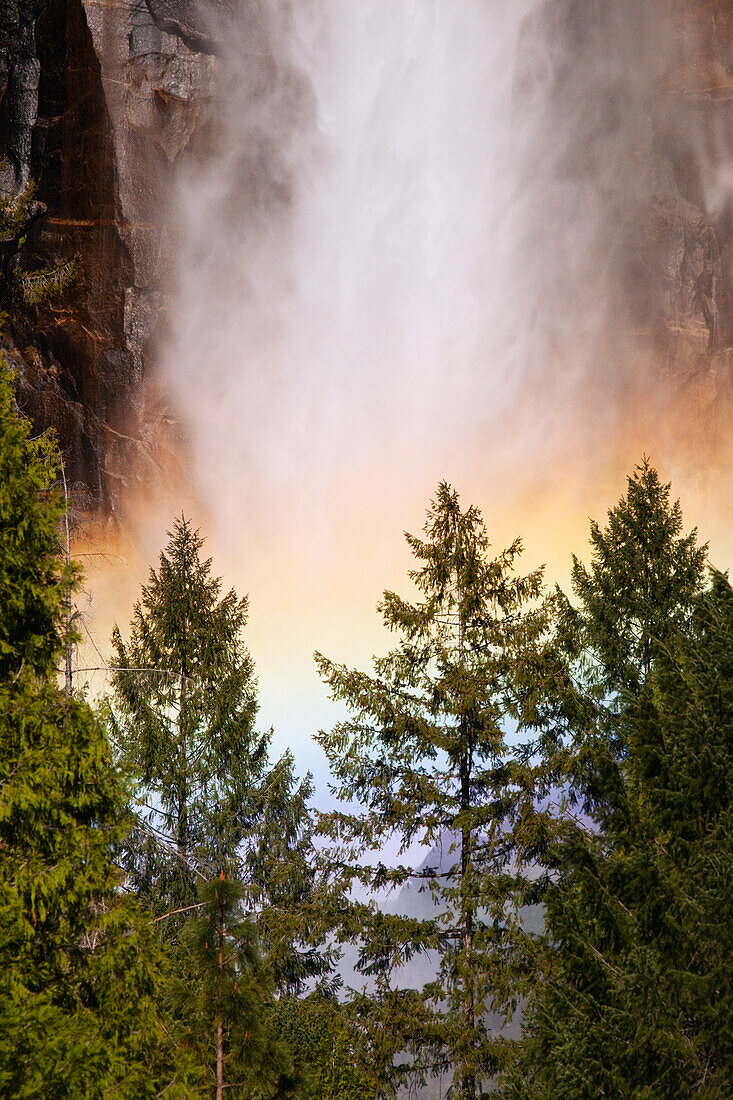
left=165, top=1, right=537, bottom=546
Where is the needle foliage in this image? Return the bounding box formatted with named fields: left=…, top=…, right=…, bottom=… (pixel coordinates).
left=315, top=482, right=560, bottom=1099
left=110, top=517, right=328, bottom=993
left=500, top=463, right=730, bottom=1098
left=0, top=360, right=193, bottom=1097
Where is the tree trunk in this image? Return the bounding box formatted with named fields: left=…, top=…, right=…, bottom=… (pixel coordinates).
left=216, top=882, right=225, bottom=1100
left=460, top=755, right=476, bottom=1100
left=177, top=668, right=188, bottom=860
left=216, top=1021, right=224, bottom=1100
left=64, top=587, right=73, bottom=699
left=456, top=537, right=476, bottom=1100
left=60, top=456, right=73, bottom=700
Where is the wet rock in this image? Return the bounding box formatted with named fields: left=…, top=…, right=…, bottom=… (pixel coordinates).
left=2, top=0, right=731, bottom=514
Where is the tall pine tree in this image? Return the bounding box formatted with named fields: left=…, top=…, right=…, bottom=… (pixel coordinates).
left=562, top=459, right=706, bottom=696
left=501, top=464, right=725, bottom=1098
left=315, top=483, right=557, bottom=1099
left=538, top=460, right=709, bottom=828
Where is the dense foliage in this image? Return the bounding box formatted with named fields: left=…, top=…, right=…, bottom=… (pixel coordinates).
left=273, top=994, right=381, bottom=1099
left=500, top=463, right=728, bottom=1098
left=503, top=576, right=733, bottom=1096
left=169, top=873, right=299, bottom=1099
left=0, top=360, right=192, bottom=1097
left=109, top=518, right=325, bottom=993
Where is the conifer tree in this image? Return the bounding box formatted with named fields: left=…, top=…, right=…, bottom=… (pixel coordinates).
left=563, top=459, right=706, bottom=695
left=550, top=459, right=708, bottom=819
left=170, top=872, right=298, bottom=1099
left=500, top=464, right=723, bottom=1098
left=110, top=519, right=326, bottom=992
left=560, top=458, right=706, bottom=711
left=504, top=571, right=733, bottom=1098
left=315, top=483, right=558, bottom=1099
left=0, top=359, right=194, bottom=1097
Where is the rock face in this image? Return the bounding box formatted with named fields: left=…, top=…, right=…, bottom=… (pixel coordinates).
left=2, top=0, right=217, bottom=510
left=0, top=0, right=43, bottom=191
left=517, top=0, right=733, bottom=384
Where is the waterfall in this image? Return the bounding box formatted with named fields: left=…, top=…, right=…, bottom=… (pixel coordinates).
left=162, top=1, right=538, bottom=554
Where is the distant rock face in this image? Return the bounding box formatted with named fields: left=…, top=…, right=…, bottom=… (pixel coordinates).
left=145, top=0, right=223, bottom=54
left=517, top=0, right=733, bottom=383
left=2, top=0, right=217, bottom=510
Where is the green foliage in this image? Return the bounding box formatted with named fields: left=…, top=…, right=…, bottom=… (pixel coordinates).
left=315, top=483, right=560, bottom=1099
left=4, top=360, right=726, bottom=1100
left=501, top=467, right=729, bottom=1098
left=274, top=994, right=380, bottom=1100
left=0, top=180, right=77, bottom=314
left=0, top=360, right=193, bottom=1096
left=0, top=357, right=71, bottom=679
left=0, top=177, right=35, bottom=241
left=553, top=459, right=708, bottom=823
left=109, top=518, right=328, bottom=992
left=111, top=516, right=261, bottom=888
left=559, top=457, right=707, bottom=696
left=170, top=873, right=297, bottom=1098
left=16, top=256, right=79, bottom=306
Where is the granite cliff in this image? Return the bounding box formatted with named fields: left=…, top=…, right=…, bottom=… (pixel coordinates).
left=518, top=0, right=733, bottom=384
left=1, top=0, right=217, bottom=510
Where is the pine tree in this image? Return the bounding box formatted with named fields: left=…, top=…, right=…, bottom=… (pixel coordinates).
left=110, top=518, right=326, bottom=992
left=560, top=457, right=706, bottom=694
left=315, top=483, right=558, bottom=1099
left=505, top=572, right=733, bottom=1098
left=170, top=872, right=298, bottom=1100
left=0, top=359, right=194, bottom=1097
left=500, top=465, right=725, bottom=1098
left=552, top=459, right=708, bottom=819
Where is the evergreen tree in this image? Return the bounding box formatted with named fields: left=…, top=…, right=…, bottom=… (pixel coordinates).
left=500, top=465, right=724, bottom=1098
left=560, top=458, right=706, bottom=702
left=552, top=459, right=708, bottom=820
left=170, top=872, right=298, bottom=1100
left=110, top=518, right=327, bottom=991
left=315, top=483, right=558, bottom=1099
left=0, top=359, right=193, bottom=1097
left=504, top=572, right=733, bottom=1098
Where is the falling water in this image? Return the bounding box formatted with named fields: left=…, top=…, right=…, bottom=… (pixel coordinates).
left=163, top=1, right=538, bottom=553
